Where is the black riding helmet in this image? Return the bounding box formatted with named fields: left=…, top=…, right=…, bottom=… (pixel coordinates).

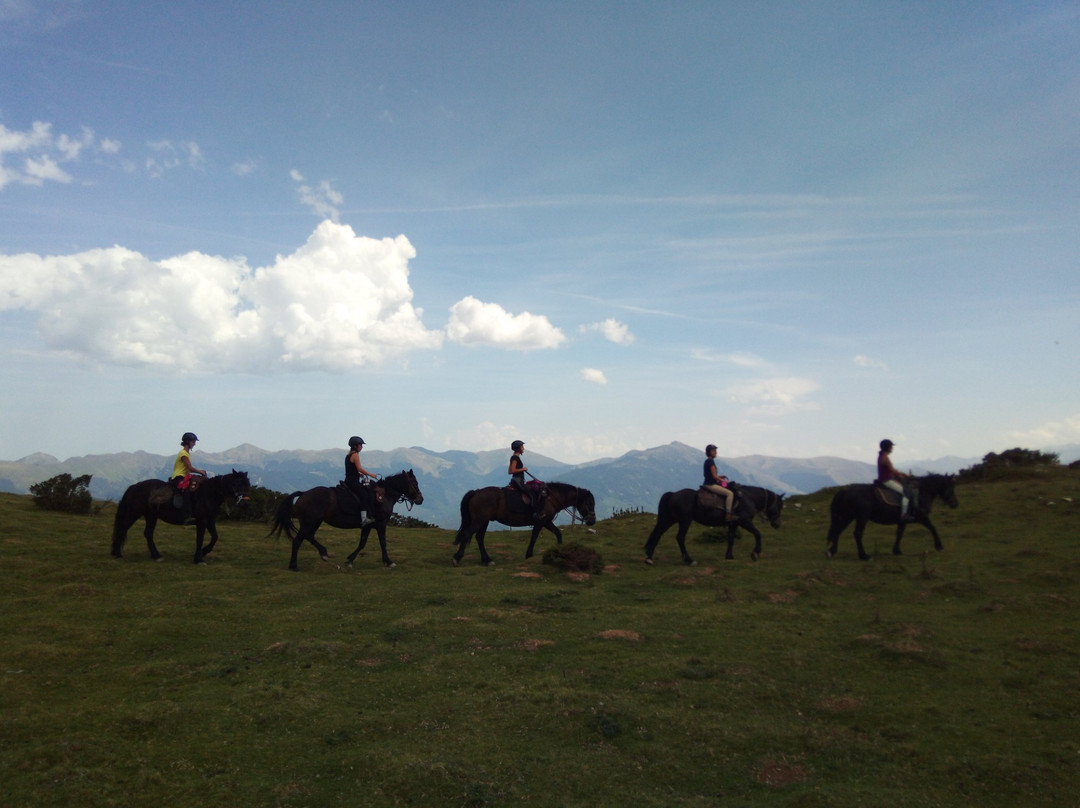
left=182, top=432, right=198, bottom=445
left=511, top=440, right=524, bottom=452
left=348, top=436, right=365, bottom=449
left=880, top=439, right=895, bottom=451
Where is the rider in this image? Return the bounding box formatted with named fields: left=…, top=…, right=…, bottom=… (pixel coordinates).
left=702, top=444, right=737, bottom=521
left=170, top=432, right=208, bottom=518
left=876, top=439, right=914, bottom=521
left=508, top=439, right=545, bottom=520
left=345, top=436, right=378, bottom=527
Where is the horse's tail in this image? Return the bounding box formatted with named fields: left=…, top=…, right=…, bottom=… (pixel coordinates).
left=656, top=490, right=674, bottom=521
left=453, top=490, right=477, bottom=546
left=110, top=488, right=137, bottom=557
left=266, top=492, right=302, bottom=540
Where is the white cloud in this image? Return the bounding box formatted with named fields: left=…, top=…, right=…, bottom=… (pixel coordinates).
left=854, top=354, right=888, bottom=370
left=145, top=139, right=204, bottom=177
left=727, top=377, right=820, bottom=416
left=1009, top=414, right=1080, bottom=448
left=0, top=220, right=443, bottom=373
left=580, top=318, right=634, bottom=345
left=446, top=296, right=566, bottom=350
left=692, top=348, right=772, bottom=368
left=231, top=158, right=258, bottom=176
left=291, top=169, right=343, bottom=222
left=580, top=367, right=608, bottom=384
left=0, top=120, right=90, bottom=189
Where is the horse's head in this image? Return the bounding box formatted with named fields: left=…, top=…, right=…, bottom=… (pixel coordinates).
left=403, top=469, right=424, bottom=505
left=938, top=475, right=959, bottom=509
left=226, top=469, right=252, bottom=505
left=766, top=492, right=785, bottom=528
left=383, top=469, right=423, bottom=505
left=575, top=487, right=597, bottom=526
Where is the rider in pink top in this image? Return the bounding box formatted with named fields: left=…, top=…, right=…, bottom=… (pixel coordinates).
left=876, top=439, right=912, bottom=521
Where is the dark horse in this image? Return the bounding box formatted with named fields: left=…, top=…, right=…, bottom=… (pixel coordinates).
left=644, top=484, right=785, bottom=566
left=452, top=482, right=597, bottom=566
left=267, top=470, right=423, bottom=571
left=111, top=470, right=252, bottom=564
left=825, top=474, right=959, bottom=560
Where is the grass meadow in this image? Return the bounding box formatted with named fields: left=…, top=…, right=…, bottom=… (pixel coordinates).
left=1, top=470, right=1078, bottom=807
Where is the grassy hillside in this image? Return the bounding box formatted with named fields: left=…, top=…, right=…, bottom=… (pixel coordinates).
left=1, top=470, right=1077, bottom=807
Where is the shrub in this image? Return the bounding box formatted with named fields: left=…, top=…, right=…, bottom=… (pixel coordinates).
left=958, top=448, right=1060, bottom=483
left=542, top=541, right=603, bottom=573
left=29, top=473, right=93, bottom=514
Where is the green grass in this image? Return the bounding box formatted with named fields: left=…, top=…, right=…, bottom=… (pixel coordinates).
left=1, top=470, right=1078, bottom=807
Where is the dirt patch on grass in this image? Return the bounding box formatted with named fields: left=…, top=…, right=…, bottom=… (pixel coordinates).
left=767, top=590, right=799, bottom=603
left=595, top=629, right=642, bottom=641
left=753, top=756, right=811, bottom=787
left=817, top=695, right=862, bottom=712
left=516, top=638, right=554, bottom=651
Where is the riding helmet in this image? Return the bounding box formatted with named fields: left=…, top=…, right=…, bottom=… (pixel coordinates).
left=880, top=439, right=895, bottom=450
left=348, top=436, right=365, bottom=449
left=705, top=444, right=718, bottom=453
left=511, top=440, right=525, bottom=452
left=182, top=432, right=198, bottom=444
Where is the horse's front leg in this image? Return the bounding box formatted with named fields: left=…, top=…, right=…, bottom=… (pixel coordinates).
left=347, top=526, right=370, bottom=565
left=144, top=515, right=163, bottom=561
left=922, top=517, right=943, bottom=552
left=892, top=522, right=908, bottom=555
left=193, top=523, right=207, bottom=565
left=746, top=523, right=763, bottom=562
left=376, top=525, right=395, bottom=568
left=726, top=524, right=738, bottom=560
left=202, top=521, right=220, bottom=556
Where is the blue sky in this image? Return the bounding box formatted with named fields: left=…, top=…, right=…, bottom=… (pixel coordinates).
left=1, top=0, right=1078, bottom=466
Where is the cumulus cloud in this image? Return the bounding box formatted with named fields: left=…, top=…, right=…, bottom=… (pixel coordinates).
left=0, top=220, right=443, bottom=373
left=580, top=367, right=608, bottom=384
left=854, top=354, right=888, bottom=371
left=291, top=169, right=343, bottom=222
left=580, top=318, right=634, bottom=345
left=446, top=296, right=566, bottom=350
left=727, top=377, right=820, bottom=416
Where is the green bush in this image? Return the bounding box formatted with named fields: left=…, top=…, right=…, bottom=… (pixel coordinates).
left=29, top=473, right=93, bottom=514
left=958, top=447, right=1060, bottom=482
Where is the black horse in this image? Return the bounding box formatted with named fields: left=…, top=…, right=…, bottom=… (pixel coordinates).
left=267, top=470, right=423, bottom=571
left=111, top=470, right=251, bottom=564
left=452, top=482, right=597, bottom=566
left=825, top=474, right=959, bottom=560
left=644, top=484, right=785, bottom=566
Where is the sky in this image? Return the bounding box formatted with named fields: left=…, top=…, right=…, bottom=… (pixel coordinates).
left=1, top=0, right=1078, bottom=467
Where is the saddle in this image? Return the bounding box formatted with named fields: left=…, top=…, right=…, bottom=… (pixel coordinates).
left=873, top=481, right=919, bottom=516
left=149, top=476, right=203, bottom=509
left=506, top=481, right=547, bottom=514
left=696, top=486, right=738, bottom=515
left=336, top=481, right=386, bottom=521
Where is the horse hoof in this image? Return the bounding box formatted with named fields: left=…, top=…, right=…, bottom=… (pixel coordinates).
left=644, top=557, right=654, bottom=566
left=451, top=557, right=461, bottom=567
left=751, top=552, right=760, bottom=562
left=386, top=562, right=396, bottom=569
left=483, top=561, right=496, bottom=567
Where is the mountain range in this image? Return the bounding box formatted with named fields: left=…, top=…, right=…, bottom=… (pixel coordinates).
left=0, top=440, right=1033, bottom=529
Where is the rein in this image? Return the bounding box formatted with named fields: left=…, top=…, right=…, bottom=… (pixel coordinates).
left=528, top=473, right=582, bottom=524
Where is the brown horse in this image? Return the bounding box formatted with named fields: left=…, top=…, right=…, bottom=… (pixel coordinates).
left=644, top=484, right=784, bottom=566
left=110, top=470, right=251, bottom=564
left=452, top=482, right=597, bottom=566
left=825, top=473, right=958, bottom=560
left=267, top=470, right=423, bottom=571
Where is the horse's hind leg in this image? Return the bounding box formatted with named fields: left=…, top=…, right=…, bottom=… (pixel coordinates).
left=825, top=517, right=853, bottom=559
left=675, top=521, right=695, bottom=566
left=726, top=524, right=738, bottom=560
left=853, top=520, right=871, bottom=561
left=475, top=524, right=495, bottom=566
left=644, top=517, right=674, bottom=563
left=892, top=523, right=908, bottom=555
